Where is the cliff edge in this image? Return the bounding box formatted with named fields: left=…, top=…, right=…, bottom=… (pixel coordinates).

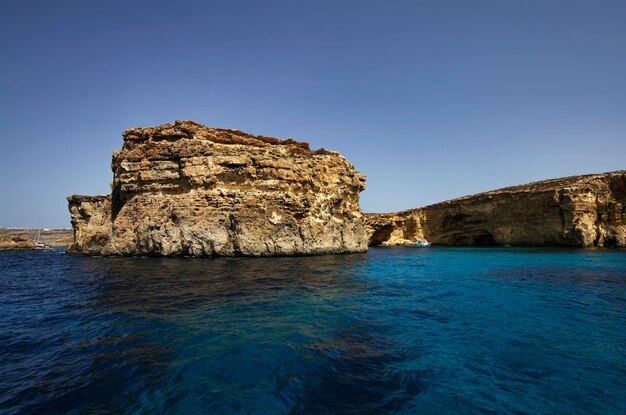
left=367, top=171, right=626, bottom=247
left=68, top=120, right=367, bottom=256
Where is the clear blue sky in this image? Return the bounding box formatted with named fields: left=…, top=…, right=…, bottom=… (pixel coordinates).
left=1, top=0, right=625, bottom=227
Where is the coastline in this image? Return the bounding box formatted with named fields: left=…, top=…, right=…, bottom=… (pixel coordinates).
left=0, top=228, right=73, bottom=251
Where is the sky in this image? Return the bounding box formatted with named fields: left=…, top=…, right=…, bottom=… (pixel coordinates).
left=1, top=0, right=625, bottom=228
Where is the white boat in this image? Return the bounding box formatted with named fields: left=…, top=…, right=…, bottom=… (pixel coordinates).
left=412, top=239, right=431, bottom=247
left=33, top=229, right=53, bottom=251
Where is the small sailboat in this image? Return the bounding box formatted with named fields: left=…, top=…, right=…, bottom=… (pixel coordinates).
left=33, top=229, right=53, bottom=251
left=411, top=239, right=431, bottom=247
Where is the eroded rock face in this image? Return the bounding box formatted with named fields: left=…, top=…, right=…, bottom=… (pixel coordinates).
left=68, top=120, right=367, bottom=256
left=366, top=171, right=626, bottom=247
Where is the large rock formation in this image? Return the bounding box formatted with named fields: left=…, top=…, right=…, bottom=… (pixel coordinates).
left=367, top=171, right=626, bottom=247
left=68, top=120, right=367, bottom=256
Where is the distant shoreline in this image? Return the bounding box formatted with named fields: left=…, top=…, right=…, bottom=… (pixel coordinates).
left=0, top=228, right=73, bottom=251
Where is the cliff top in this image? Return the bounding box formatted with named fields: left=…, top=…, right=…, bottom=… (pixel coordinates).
left=437, top=170, right=626, bottom=202
left=122, top=120, right=318, bottom=153
left=367, top=170, right=626, bottom=216
left=67, top=194, right=110, bottom=203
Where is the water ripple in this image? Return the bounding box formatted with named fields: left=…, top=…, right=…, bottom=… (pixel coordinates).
left=0, top=248, right=625, bottom=414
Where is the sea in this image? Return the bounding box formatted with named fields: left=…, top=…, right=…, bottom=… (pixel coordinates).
left=1, top=247, right=625, bottom=414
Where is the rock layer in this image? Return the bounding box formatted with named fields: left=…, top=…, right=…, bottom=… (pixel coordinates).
left=367, top=171, right=626, bottom=247
left=68, top=120, right=367, bottom=256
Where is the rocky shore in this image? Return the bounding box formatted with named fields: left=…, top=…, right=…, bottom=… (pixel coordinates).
left=366, top=171, right=626, bottom=248
left=68, top=120, right=367, bottom=256
left=0, top=235, right=35, bottom=251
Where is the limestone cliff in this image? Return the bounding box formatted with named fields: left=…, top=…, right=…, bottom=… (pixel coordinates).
left=367, top=171, right=626, bottom=247
left=68, top=120, right=367, bottom=256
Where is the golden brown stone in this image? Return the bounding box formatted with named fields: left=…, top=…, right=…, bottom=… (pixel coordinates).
left=0, top=235, right=36, bottom=251
left=68, top=121, right=367, bottom=256
left=366, top=171, right=626, bottom=247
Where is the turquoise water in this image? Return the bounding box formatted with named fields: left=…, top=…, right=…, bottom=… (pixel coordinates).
left=1, top=247, right=625, bottom=414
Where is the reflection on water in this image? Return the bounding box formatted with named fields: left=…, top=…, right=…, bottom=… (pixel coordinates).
left=77, top=254, right=371, bottom=313
left=1, top=248, right=626, bottom=414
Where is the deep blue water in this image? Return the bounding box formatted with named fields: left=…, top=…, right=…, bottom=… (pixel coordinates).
left=1, top=248, right=625, bottom=414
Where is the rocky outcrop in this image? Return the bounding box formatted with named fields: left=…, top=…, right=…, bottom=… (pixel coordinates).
left=68, top=120, right=367, bottom=256
left=0, top=235, right=36, bottom=251
left=367, top=171, right=626, bottom=247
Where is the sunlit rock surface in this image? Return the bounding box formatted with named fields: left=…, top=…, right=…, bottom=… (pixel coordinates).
left=68, top=121, right=367, bottom=256
left=367, top=171, right=626, bottom=247
left=0, top=235, right=35, bottom=251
